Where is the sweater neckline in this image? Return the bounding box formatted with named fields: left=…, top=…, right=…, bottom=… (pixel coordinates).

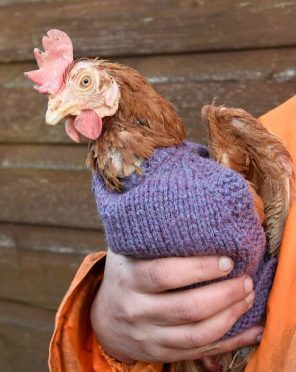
left=122, top=144, right=177, bottom=190
left=122, top=141, right=209, bottom=190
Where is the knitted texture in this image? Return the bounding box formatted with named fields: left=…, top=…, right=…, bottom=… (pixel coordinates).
left=92, top=141, right=277, bottom=336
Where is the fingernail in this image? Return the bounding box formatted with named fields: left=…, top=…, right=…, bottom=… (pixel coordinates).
left=244, top=277, right=253, bottom=294
left=245, top=291, right=255, bottom=305
left=256, top=334, right=262, bottom=342
left=219, top=257, right=233, bottom=271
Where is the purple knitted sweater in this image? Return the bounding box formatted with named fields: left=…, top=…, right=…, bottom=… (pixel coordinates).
left=93, top=141, right=277, bottom=336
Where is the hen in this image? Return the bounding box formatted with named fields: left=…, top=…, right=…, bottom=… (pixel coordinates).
left=25, top=30, right=294, bottom=372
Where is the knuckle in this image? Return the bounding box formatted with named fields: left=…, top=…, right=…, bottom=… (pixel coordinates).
left=129, top=327, right=147, bottom=344
left=147, top=346, right=166, bottom=362
left=173, top=299, right=197, bottom=322
left=227, top=307, right=239, bottom=326
left=185, top=330, right=203, bottom=349
left=200, top=342, right=221, bottom=357
left=225, top=279, right=244, bottom=302
left=233, top=335, right=246, bottom=350
left=226, top=287, right=239, bottom=305
left=196, top=257, right=209, bottom=283
left=130, top=333, right=166, bottom=362
left=119, top=300, right=140, bottom=325
left=195, top=259, right=207, bottom=281
left=227, top=302, right=246, bottom=325
left=147, top=262, right=171, bottom=290
left=131, top=261, right=147, bottom=282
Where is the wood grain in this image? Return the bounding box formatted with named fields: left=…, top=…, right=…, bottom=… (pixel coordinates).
left=0, top=168, right=100, bottom=228
left=0, top=144, right=87, bottom=170
left=0, top=300, right=54, bottom=372
left=0, top=223, right=106, bottom=309
left=0, top=223, right=105, bottom=257
left=0, top=223, right=105, bottom=254
left=0, top=146, right=99, bottom=228
left=1, top=48, right=296, bottom=144
left=0, top=246, right=86, bottom=308
left=0, top=0, right=296, bottom=62
left=0, top=225, right=105, bottom=310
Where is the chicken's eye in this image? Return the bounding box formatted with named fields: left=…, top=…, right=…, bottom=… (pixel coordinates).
left=80, top=76, right=92, bottom=88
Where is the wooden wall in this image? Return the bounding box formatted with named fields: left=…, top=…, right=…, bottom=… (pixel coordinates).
left=0, top=1, right=295, bottom=370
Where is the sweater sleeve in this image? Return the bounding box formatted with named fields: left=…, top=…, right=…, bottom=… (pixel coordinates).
left=48, top=252, right=108, bottom=372
left=48, top=251, right=167, bottom=372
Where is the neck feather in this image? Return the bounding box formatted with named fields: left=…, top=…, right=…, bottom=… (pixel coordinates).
left=86, top=62, right=185, bottom=191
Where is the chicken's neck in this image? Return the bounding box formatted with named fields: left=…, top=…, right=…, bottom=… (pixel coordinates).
left=86, top=115, right=184, bottom=191
left=86, top=63, right=185, bottom=191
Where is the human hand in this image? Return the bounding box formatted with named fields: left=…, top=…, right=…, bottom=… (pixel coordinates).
left=90, top=250, right=262, bottom=363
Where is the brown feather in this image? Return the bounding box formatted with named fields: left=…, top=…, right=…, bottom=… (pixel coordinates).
left=86, top=61, right=185, bottom=191
left=201, top=104, right=294, bottom=256
left=248, top=182, right=265, bottom=224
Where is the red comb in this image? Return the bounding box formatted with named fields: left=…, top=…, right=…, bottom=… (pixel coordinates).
left=24, top=29, right=73, bottom=95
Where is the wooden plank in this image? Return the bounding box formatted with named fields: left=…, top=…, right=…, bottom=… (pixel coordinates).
left=4, top=48, right=296, bottom=88
left=0, top=223, right=105, bottom=305
left=0, top=244, right=93, bottom=310
left=0, top=79, right=293, bottom=144
left=0, top=223, right=106, bottom=309
left=0, top=168, right=100, bottom=228
left=1, top=48, right=296, bottom=144
left=0, top=144, right=87, bottom=170
left=0, top=223, right=105, bottom=254
left=0, top=242, right=82, bottom=309
left=0, top=300, right=54, bottom=372
left=0, top=222, right=105, bottom=369
left=161, top=79, right=296, bottom=142
left=0, top=0, right=296, bottom=62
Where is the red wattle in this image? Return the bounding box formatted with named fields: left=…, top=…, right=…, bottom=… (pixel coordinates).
left=65, top=117, right=80, bottom=143
left=74, top=110, right=102, bottom=140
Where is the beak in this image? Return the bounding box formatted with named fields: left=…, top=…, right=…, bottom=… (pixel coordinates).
left=45, top=93, right=75, bottom=126
left=46, top=108, right=67, bottom=125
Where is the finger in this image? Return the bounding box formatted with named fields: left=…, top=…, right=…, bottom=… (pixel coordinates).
left=202, top=325, right=263, bottom=356
left=156, top=326, right=263, bottom=362
left=155, top=295, right=255, bottom=350
left=130, top=255, right=234, bottom=293
left=146, top=275, right=253, bottom=325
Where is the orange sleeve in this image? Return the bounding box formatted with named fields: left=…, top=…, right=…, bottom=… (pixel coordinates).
left=48, top=251, right=168, bottom=372
left=246, top=96, right=296, bottom=372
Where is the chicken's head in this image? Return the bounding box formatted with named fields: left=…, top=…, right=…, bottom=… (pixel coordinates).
left=24, top=29, right=120, bottom=142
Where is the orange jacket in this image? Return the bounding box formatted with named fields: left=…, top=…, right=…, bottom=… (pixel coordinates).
left=49, top=97, right=296, bottom=372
